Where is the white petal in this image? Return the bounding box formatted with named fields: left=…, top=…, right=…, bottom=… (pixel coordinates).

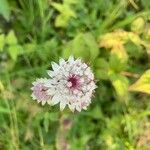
left=47, top=99, right=52, bottom=105
left=60, top=101, right=66, bottom=111
left=68, top=104, right=75, bottom=112
left=82, top=63, right=88, bottom=69
left=32, top=81, right=37, bottom=85
left=51, top=62, right=60, bottom=71
left=68, top=56, right=74, bottom=64
left=63, top=71, right=70, bottom=77
left=51, top=94, right=61, bottom=105
left=59, top=58, right=65, bottom=66
left=31, top=94, right=36, bottom=100
left=47, top=88, right=56, bottom=95
left=47, top=70, right=56, bottom=77
left=41, top=100, right=46, bottom=105
left=83, top=107, right=87, bottom=110
left=75, top=58, right=81, bottom=64
left=37, top=100, right=41, bottom=103
left=44, top=83, right=52, bottom=88
left=76, top=105, right=81, bottom=112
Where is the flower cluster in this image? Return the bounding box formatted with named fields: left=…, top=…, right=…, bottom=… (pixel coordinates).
left=31, top=56, right=96, bottom=112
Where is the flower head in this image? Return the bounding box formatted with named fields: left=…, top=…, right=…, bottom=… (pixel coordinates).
left=31, top=56, right=96, bottom=112
left=31, top=78, right=51, bottom=105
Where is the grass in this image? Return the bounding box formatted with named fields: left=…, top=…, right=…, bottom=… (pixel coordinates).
left=0, top=0, right=150, bottom=149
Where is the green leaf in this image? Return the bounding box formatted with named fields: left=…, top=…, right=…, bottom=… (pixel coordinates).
left=91, top=106, right=103, bottom=119
left=131, top=17, right=145, bottom=33
left=64, top=0, right=77, bottom=5
left=6, top=30, right=18, bottom=45
left=73, top=33, right=91, bottom=60
left=63, top=34, right=90, bottom=60
left=0, top=81, right=4, bottom=92
left=55, top=14, right=69, bottom=27
left=63, top=41, right=74, bottom=58
left=44, top=112, right=50, bottom=132
left=95, top=58, right=109, bottom=80
left=0, top=0, right=10, bottom=21
left=110, top=73, right=129, bottom=97
left=63, top=33, right=99, bottom=61
left=129, top=69, right=150, bottom=94
left=7, top=45, right=22, bottom=61
left=51, top=2, right=76, bottom=28
left=23, top=43, right=37, bottom=54
left=95, top=58, right=109, bottom=69
left=51, top=3, right=63, bottom=13
left=83, top=33, right=99, bottom=60
left=96, top=70, right=109, bottom=80
left=109, top=54, right=127, bottom=73
left=141, top=0, right=150, bottom=9
left=0, top=34, right=5, bottom=51
left=49, top=112, right=59, bottom=122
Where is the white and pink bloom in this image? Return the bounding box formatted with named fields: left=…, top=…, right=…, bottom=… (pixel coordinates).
left=31, top=56, right=96, bottom=112
left=31, top=78, right=51, bottom=105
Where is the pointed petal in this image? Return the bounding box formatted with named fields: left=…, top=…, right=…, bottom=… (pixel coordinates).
left=41, top=100, right=46, bottom=105
left=47, top=99, right=52, bottom=105
left=32, top=81, right=37, bottom=85
left=83, top=107, right=87, bottom=110
left=76, top=105, right=81, bottom=112
left=68, top=56, right=74, bottom=64
left=31, top=94, right=36, bottom=100
left=60, top=101, right=66, bottom=111
left=47, top=70, right=56, bottom=77
left=59, top=58, right=65, bottom=66
left=51, top=62, right=60, bottom=71
left=68, top=104, right=75, bottom=112
left=50, top=94, right=61, bottom=106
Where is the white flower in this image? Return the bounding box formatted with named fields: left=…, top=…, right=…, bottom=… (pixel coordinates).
left=45, top=56, right=96, bottom=112
left=31, top=56, right=96, bottom=112
left=31, top=78, right=52, bottom=105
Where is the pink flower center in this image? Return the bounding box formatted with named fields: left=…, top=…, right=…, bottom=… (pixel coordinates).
left=67, top=75, right=80, bottom=89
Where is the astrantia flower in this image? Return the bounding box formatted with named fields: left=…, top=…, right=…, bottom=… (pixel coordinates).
left=31, top=56, right=96, bottom=112
left=31, top=78, right=51, bottom=105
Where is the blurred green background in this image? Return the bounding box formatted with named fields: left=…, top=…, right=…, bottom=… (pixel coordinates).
left=0, top=0, right=150, bottom=149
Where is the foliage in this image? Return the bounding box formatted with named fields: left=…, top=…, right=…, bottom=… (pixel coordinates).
left=0, top=0, right=150, bottom=149
left=129, top=69, right=150, bottom=94
left=0, top=0, right=10, bottom=21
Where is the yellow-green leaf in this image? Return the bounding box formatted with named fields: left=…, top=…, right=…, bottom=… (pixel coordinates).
left=131, top=17, right=145, bottom=33
left=8, top=45, right=23, bottom=61
left=6, top=30, right=17, bottom=45
left=110, top=73, right=129, bottom=97
left=51, top=2, right=76, bottom=28
left=55, top=14, right=69, bottom=27
left=0, top=81, right=4, bottom=92
left=129, top=69, right=150, bottom=94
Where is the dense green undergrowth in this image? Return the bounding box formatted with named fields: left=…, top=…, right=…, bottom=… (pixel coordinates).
left=0, top=0, right=150, bottom=150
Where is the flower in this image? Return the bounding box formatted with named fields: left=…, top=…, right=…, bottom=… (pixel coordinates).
left=31, top=56, right=96, bottom=112
left=31, top=78, right=51, bottom=105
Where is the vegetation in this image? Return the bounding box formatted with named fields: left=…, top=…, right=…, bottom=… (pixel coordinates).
left=0, top=0, right=150, bottom=149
